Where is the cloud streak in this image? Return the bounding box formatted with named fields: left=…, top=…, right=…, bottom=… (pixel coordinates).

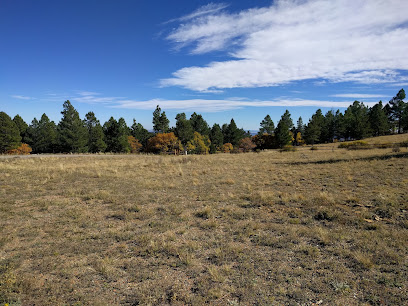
left=112, top=98, right=374, bottom=112
left=331, top=93, right=386, bottom=99
left=10, top=95, right=33, bottom=100
left=162, top=0, right=408, bottom=91
left=41, top=91, right=379, bottom=112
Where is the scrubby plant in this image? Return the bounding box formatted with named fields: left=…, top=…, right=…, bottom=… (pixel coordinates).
left=338, top=140, right=370, bottom=150
left=6, top=143, right=32, bottom=155
left=280, top=145, right=296, bottom=152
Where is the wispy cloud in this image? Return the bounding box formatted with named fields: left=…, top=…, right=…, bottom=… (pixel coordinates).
left=167, top=3, right=229, bottom=24
left=112, top=98, right=373, bottom=112
left=71, top=91, right=125, bottom=104
left=33, top=91, right=378, bottom=112
left=331, top=93, right=386, bottom=99
left=162, top=0, right=408, bottom=91
left=10, top=95, right=33, bottom=100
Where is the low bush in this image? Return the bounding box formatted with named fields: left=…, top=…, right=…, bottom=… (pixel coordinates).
left=338, top=141, right=370, bottom=150
left=280, top=145, right=296, bottom=152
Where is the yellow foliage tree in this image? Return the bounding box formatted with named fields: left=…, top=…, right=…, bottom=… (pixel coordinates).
left=221, top=143, right=233, bottom=153
left=147, top=132, right=182, bottom=154
left=127, top=136, right=142, bottom=153
left=186, top=132, right=210, bottom=154
left=295, top=132, right=304, bottom=145
left=7, top=143, right=32, bottom=155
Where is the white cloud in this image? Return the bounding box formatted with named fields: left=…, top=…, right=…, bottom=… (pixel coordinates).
left=331, top=93, right=386, bottom=99
left=71, top=91, right=125, bottom=104
left=113, top=98, right=373, bottom=112
left=10, top=95, right=33, bottom=100
left=174, top=3, right=228, bottom=23
left=56, top=91, right=378, bottom=112
left=162, top=0, right=408, bottom=91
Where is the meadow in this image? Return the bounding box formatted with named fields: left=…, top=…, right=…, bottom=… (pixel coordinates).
left=1, top=136, right=408, bottom=305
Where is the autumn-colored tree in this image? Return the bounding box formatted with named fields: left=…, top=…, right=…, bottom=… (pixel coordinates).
left=295, top=132, right=304, bottom=145
left=252, top=134, right=275, bottom=150
left=7, top=143, right=32, bottom=155
left=186, top=132, right=210, bottom=154
left=147, top=132, right=182, bottom=154
left=238, top=137, right=256, bottom=152
left=221, top=143, right=233, bottom=153
left=128, top=136, right=142, bottom=153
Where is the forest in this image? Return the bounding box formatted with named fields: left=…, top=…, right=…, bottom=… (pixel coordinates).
left=0, top=89, right=406, bottom=155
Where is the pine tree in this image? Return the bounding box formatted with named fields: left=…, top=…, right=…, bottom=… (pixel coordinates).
left=118, top=118, right=130, bottom=152
left=388, top=89, right=406, bottom=134
left=34, top=114, right=57, bottom=153
left=304, top=120, right=321, bottom=145
left=0, top=111, right=21, bottom=153
left=85, top=112, right=107, bottom=153
left=343, top=101, right=371, bottom=140
left=322, top=110, right=336, bottom=142
left=296, top=117, right=305, bottom=135
left=103, top=117, right=130, bottom=153
left=209, top=123, right=224, bottom=153
left=334, top=110, right=345, bottom=140
left=152, top=105, right=169, bottom=133
left=259, top=114, right=275, bottom=135
left=369, top=101, right=389, bottom=136
left=275, top=111, right=293, bottom=148
left=13, top=115, right=28, bottom=141
left=57, top=100, right=88, bottom=153
left=224, top=119, right=242, bottom=146
left=24, top=118, right=39, bottom=150
left=131, top=119, right=151, bottom=148
left=175, top=113, right=194, bottom=146
left=190, top=112, right=210, bottom=136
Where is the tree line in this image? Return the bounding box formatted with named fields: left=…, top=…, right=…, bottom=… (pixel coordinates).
left=0, top=89, right=406, bottom=154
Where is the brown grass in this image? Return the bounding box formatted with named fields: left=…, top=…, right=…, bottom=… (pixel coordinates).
left=1, top=136, right=408, bottom=305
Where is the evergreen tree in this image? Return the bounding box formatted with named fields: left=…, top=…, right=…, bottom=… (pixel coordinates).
left=322, top=110, right=336, bottom=142
left=13, top=115, right=28, bottom=141
left=174, top=113, right=194, bottom=146
left=275, top=111, right=293, bottom=148
left=403, top=103, right=408, bottom=132
left=0, top=111, right=21, bottom=153
left=209, top=123, right=224, bottom=153
left=85, top=112, right=106, bottom=153
left=34, top=114, right=57, bottom=153
left=57, top=100, right=88, bottom=153
left=259, top=114, right=275, bottom=135
left=307, top=109, right=325, bottom=143
left=103, top=117, right=130, bottom=153
left=343, top=101, right=371, bottom=140
left=152, top=105, right=169, bottom=133
left=304, top=120, right=321, bottom=145
left=224, top=119, right=241, bottom=146
left=334, top=110, right=345, bottom=140
left=296, top=117, right=305, bottom=135
left=24, top=118, right=39, bottom=150
left=369, top=101, right=389, bottom=136
left=131, top=119, right=151, bottom=148
left=190, top=112, right=210, bottom=136
left=388, top=89, right=406, bottom=134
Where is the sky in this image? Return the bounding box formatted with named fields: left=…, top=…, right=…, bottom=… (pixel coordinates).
left=1, top=0, right=408, bottom=131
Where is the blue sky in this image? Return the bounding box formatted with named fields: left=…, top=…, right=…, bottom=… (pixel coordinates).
left=1, top=0, right=407, bottom=131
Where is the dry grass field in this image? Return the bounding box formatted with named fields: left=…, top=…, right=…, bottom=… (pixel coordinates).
left=1, top=137, right=408, bottom=305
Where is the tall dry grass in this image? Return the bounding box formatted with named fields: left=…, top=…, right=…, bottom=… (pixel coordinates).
left=0, top=140, right=407, bottom=305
